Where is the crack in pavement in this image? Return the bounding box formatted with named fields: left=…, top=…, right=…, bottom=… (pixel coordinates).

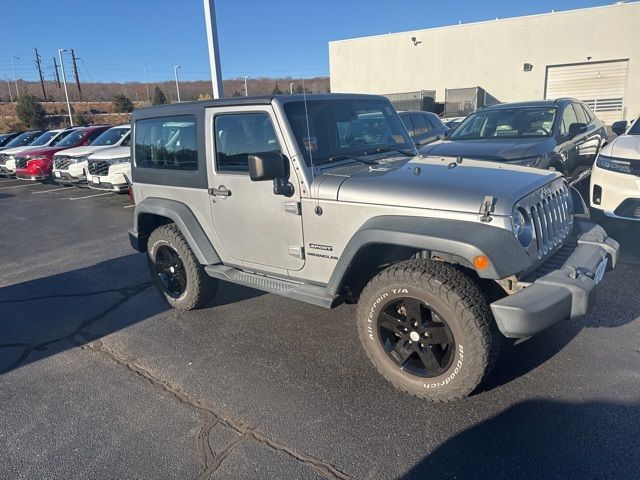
left=84, top=340, right=354, bottom=480
left=0, top=282, right=152, bottom=374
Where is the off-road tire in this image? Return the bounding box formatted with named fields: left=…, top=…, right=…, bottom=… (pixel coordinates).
left=147, top=224, right=219, bottom=310
left=356, top=259, right=500, bottom=402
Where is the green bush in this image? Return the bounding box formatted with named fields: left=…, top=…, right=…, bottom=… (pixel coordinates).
left=112, top=94, right=134, bottom=113
left=152, top=86, right=168, bottom=105
left=16, top=93, right=47, bottom=129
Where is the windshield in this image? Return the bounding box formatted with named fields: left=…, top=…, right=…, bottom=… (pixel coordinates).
left=283, top=98, right=414, bottom=166
left=450, top=107, right=557, bottom=140
left=30, top=131, right=59, bottom=146
left=4, top=131, right=42, bottom=148
left=91, top=127, right=130, bottom=146
left=628, top=117, right=640, bottom=135
left=56, top=130, right=87, bottom=147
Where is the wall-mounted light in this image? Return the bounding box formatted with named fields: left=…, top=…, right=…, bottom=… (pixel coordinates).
left=411, top=36, right=422, bottom=46
left=523, top=63, right=533, bottom=72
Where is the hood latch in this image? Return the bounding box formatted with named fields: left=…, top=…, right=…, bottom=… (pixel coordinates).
left=479, top=196, right=496, bottom=223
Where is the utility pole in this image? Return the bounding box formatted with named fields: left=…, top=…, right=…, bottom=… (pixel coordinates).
left=143, top=63, right=150, bottom=102
left=5, top=77, right=13, bottom=102
left=290, top=82, right=294, bottom=94
left=34, top=48, right=47, bottom=101
left=58, top=49, right=73, bottom=127
left=11, top=56, right=20, bottom=99
left=71, top=49, right=82, bottom=100
left=244, top=76, right=248, bottom=96
left=202, top=0, right=223, bottom=98
left=173, top=65, right=181, bottom=103
left=53, top=57, right=61, bottom=88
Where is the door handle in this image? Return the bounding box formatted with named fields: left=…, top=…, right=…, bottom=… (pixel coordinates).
left=209, top=186, right=231, bottom=197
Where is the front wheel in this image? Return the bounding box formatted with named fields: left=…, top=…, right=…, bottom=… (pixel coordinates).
left=147, top=224, right=219, bottom=310
left=356, top=260, right=500, bottom=402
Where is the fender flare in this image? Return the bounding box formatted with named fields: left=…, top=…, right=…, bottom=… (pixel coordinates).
left=326, top=216, right=530, bottom=295
left=132, top=197, right=221, bottom=265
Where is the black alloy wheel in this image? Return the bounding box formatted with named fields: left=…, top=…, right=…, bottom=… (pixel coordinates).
left=153, top=245, right=187, bottom=298
left=377, top=297, right=455, bottom=378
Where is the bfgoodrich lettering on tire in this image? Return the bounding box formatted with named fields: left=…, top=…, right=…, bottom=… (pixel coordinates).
left=356, top=260, right=499, bottom=401
left=147, top=224, right=219, bottom=310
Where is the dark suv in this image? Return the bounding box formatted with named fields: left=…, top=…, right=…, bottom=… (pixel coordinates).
left=399, top=110, right=448, bottom=147
left=419, top=99, right=606, bottom=181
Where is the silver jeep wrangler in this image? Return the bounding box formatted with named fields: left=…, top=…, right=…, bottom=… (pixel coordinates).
left=128, top=94, right=619, bottom=401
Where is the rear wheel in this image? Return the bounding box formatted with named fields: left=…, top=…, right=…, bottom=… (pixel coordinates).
left=356, top=260, right=499, bottom=401
left=147, top=224, right=218, bottom=310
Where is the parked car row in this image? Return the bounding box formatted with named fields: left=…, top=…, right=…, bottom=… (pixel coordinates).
left=0, top=124, right=132, bottom=193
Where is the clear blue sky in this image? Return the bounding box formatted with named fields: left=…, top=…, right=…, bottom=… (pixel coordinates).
left=0, top=0, right=624, bottom=84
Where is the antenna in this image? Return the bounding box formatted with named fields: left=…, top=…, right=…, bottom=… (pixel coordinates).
left=300, top=61, right=320, bottom=212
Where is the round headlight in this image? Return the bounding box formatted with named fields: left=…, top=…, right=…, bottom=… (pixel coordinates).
left=513, top=207, right=533, bottom=247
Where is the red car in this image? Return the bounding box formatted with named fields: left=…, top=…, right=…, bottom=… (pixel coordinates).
left=14, top=125, right=111, bottom=181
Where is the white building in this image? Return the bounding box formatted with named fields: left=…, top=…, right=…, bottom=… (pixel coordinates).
left=329, top=2, right=640, bottom=123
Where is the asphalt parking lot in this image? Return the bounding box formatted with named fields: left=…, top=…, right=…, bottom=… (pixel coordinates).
left=1, top=176, right=639, bottom=480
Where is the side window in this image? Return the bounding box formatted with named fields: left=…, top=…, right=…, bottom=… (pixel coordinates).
left=573, top=103, right=588, bottom=125
left=400, top=114, right=414, bottom=136
left=581, top=104, right=595, bottom=123
left=214, top=113, right=281, bottom=172
left=122, top=133, right=132, bottom=147
left=135, top=115, right=198, bottom=171
left=86, top=129, right=105, bottom=144
left=561, top=105, right=578, bottom=135
left=411, top=113, right=430, bottom=135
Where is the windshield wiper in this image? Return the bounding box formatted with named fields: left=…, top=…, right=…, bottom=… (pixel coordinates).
left=362, top=146, right=415, bottom=157
left=327, top=154, right=378, bottom=165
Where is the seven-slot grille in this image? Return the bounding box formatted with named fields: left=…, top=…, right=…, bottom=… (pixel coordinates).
left=15, top=157, right=28, bottom=169
left=53, top=156, right=72, bottom=170
left=88, top=160, right=110, bottom=176
left=524, top=183, right=572, bottom=259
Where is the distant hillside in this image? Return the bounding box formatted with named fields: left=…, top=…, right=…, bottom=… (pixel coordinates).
left=0, top=77, right=330, bottom=103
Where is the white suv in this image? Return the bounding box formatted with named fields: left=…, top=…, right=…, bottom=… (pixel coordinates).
left=86, top=141, right=132, bottom=193
left=590, top=116, right=640, bottom=221
left=52, top=124, right=130, bottom=186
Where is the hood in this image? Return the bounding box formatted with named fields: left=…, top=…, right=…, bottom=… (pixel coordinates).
left=419, top=138, right=553, bottom=161
left=89, top=145, right=131, bottom=160
left=601, top=134, right=640, bottom=160
left=0, top=146, right=37, bottom=156
left=322, top=156, right=559, bottom=216
left=55, top=145, right=114, bottom=158
left=15, top=146, right=65, bottom=158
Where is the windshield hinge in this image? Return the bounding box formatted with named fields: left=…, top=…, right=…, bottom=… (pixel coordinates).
left=479, top=196, right=496, bottom=223
left=284, top=201, right=301, bottom=215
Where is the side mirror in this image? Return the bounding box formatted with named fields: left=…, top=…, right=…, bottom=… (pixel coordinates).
left=248, top=151, right=286, bottom=181
left=611, top=120, right=628, bottom=136
left=568, top=122, right=587, bottom=138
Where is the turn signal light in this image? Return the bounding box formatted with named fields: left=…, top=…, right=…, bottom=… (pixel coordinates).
left=473, top=255, right=490, bottom=270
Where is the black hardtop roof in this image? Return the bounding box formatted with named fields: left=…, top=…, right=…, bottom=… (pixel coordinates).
left=485, top=98, right=580, bottom=110
left=133, top=93, right=387, bottom=118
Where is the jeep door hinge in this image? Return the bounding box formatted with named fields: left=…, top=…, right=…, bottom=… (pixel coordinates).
left=288, top=245, right=305, bottom=259
left=284, top=201, right=302, bottom=215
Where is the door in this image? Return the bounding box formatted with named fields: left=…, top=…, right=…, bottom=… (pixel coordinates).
left=545, top=60, right=629, bottom=124
left=558, top=103, right=583, bottom=177
left=205, top=106, right=305, bottom=272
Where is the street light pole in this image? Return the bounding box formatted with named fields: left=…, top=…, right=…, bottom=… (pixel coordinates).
left=11, top=56, right=20, bottom=99
left=143, top=62, right=150, bottom=103
left=174, top=65, right=181, bottom=103
left=290, top=82, right=294, bottom=94
left=58, top=49, right=73, bottom=127
left=244, top=76, right=248, bottom=96
left=202, top=0, right=223, bottom=99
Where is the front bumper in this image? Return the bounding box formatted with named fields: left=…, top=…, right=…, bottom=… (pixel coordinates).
left=491, top=222, right=619, bottom=338
left=590, top=163, right=640, bottom=221
left=53, top=170, right=87, bottom=186
left=0, top=165, right=14, bottom=176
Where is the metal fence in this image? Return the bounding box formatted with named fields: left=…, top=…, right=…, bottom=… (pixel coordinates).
left=444, top=87, right=500, bottom=117
left=383, top=90, right=437, bottom=112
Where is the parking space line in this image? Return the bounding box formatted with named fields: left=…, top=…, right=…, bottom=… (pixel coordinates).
left=32, top=187, right=74, bottom=195
left=123, top=204, right=135, bottom=208
left=0, top=183, right=39, bottom=191
left=67, top=192, right=113, bottom=201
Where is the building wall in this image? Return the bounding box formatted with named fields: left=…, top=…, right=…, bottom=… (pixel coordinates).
left=329, top=3, right=640, bottom=120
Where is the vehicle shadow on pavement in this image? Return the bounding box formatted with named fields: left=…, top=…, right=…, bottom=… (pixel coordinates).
left=0, top=253, right=264, bottom=376
left=401, top=399, right=640, bottom=479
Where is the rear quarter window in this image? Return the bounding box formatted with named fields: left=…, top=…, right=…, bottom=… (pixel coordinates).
left=134, top=116, right=198, bottom=171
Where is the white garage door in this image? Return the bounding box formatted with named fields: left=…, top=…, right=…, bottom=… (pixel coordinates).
left=545, top=60, right=629, bottom=124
